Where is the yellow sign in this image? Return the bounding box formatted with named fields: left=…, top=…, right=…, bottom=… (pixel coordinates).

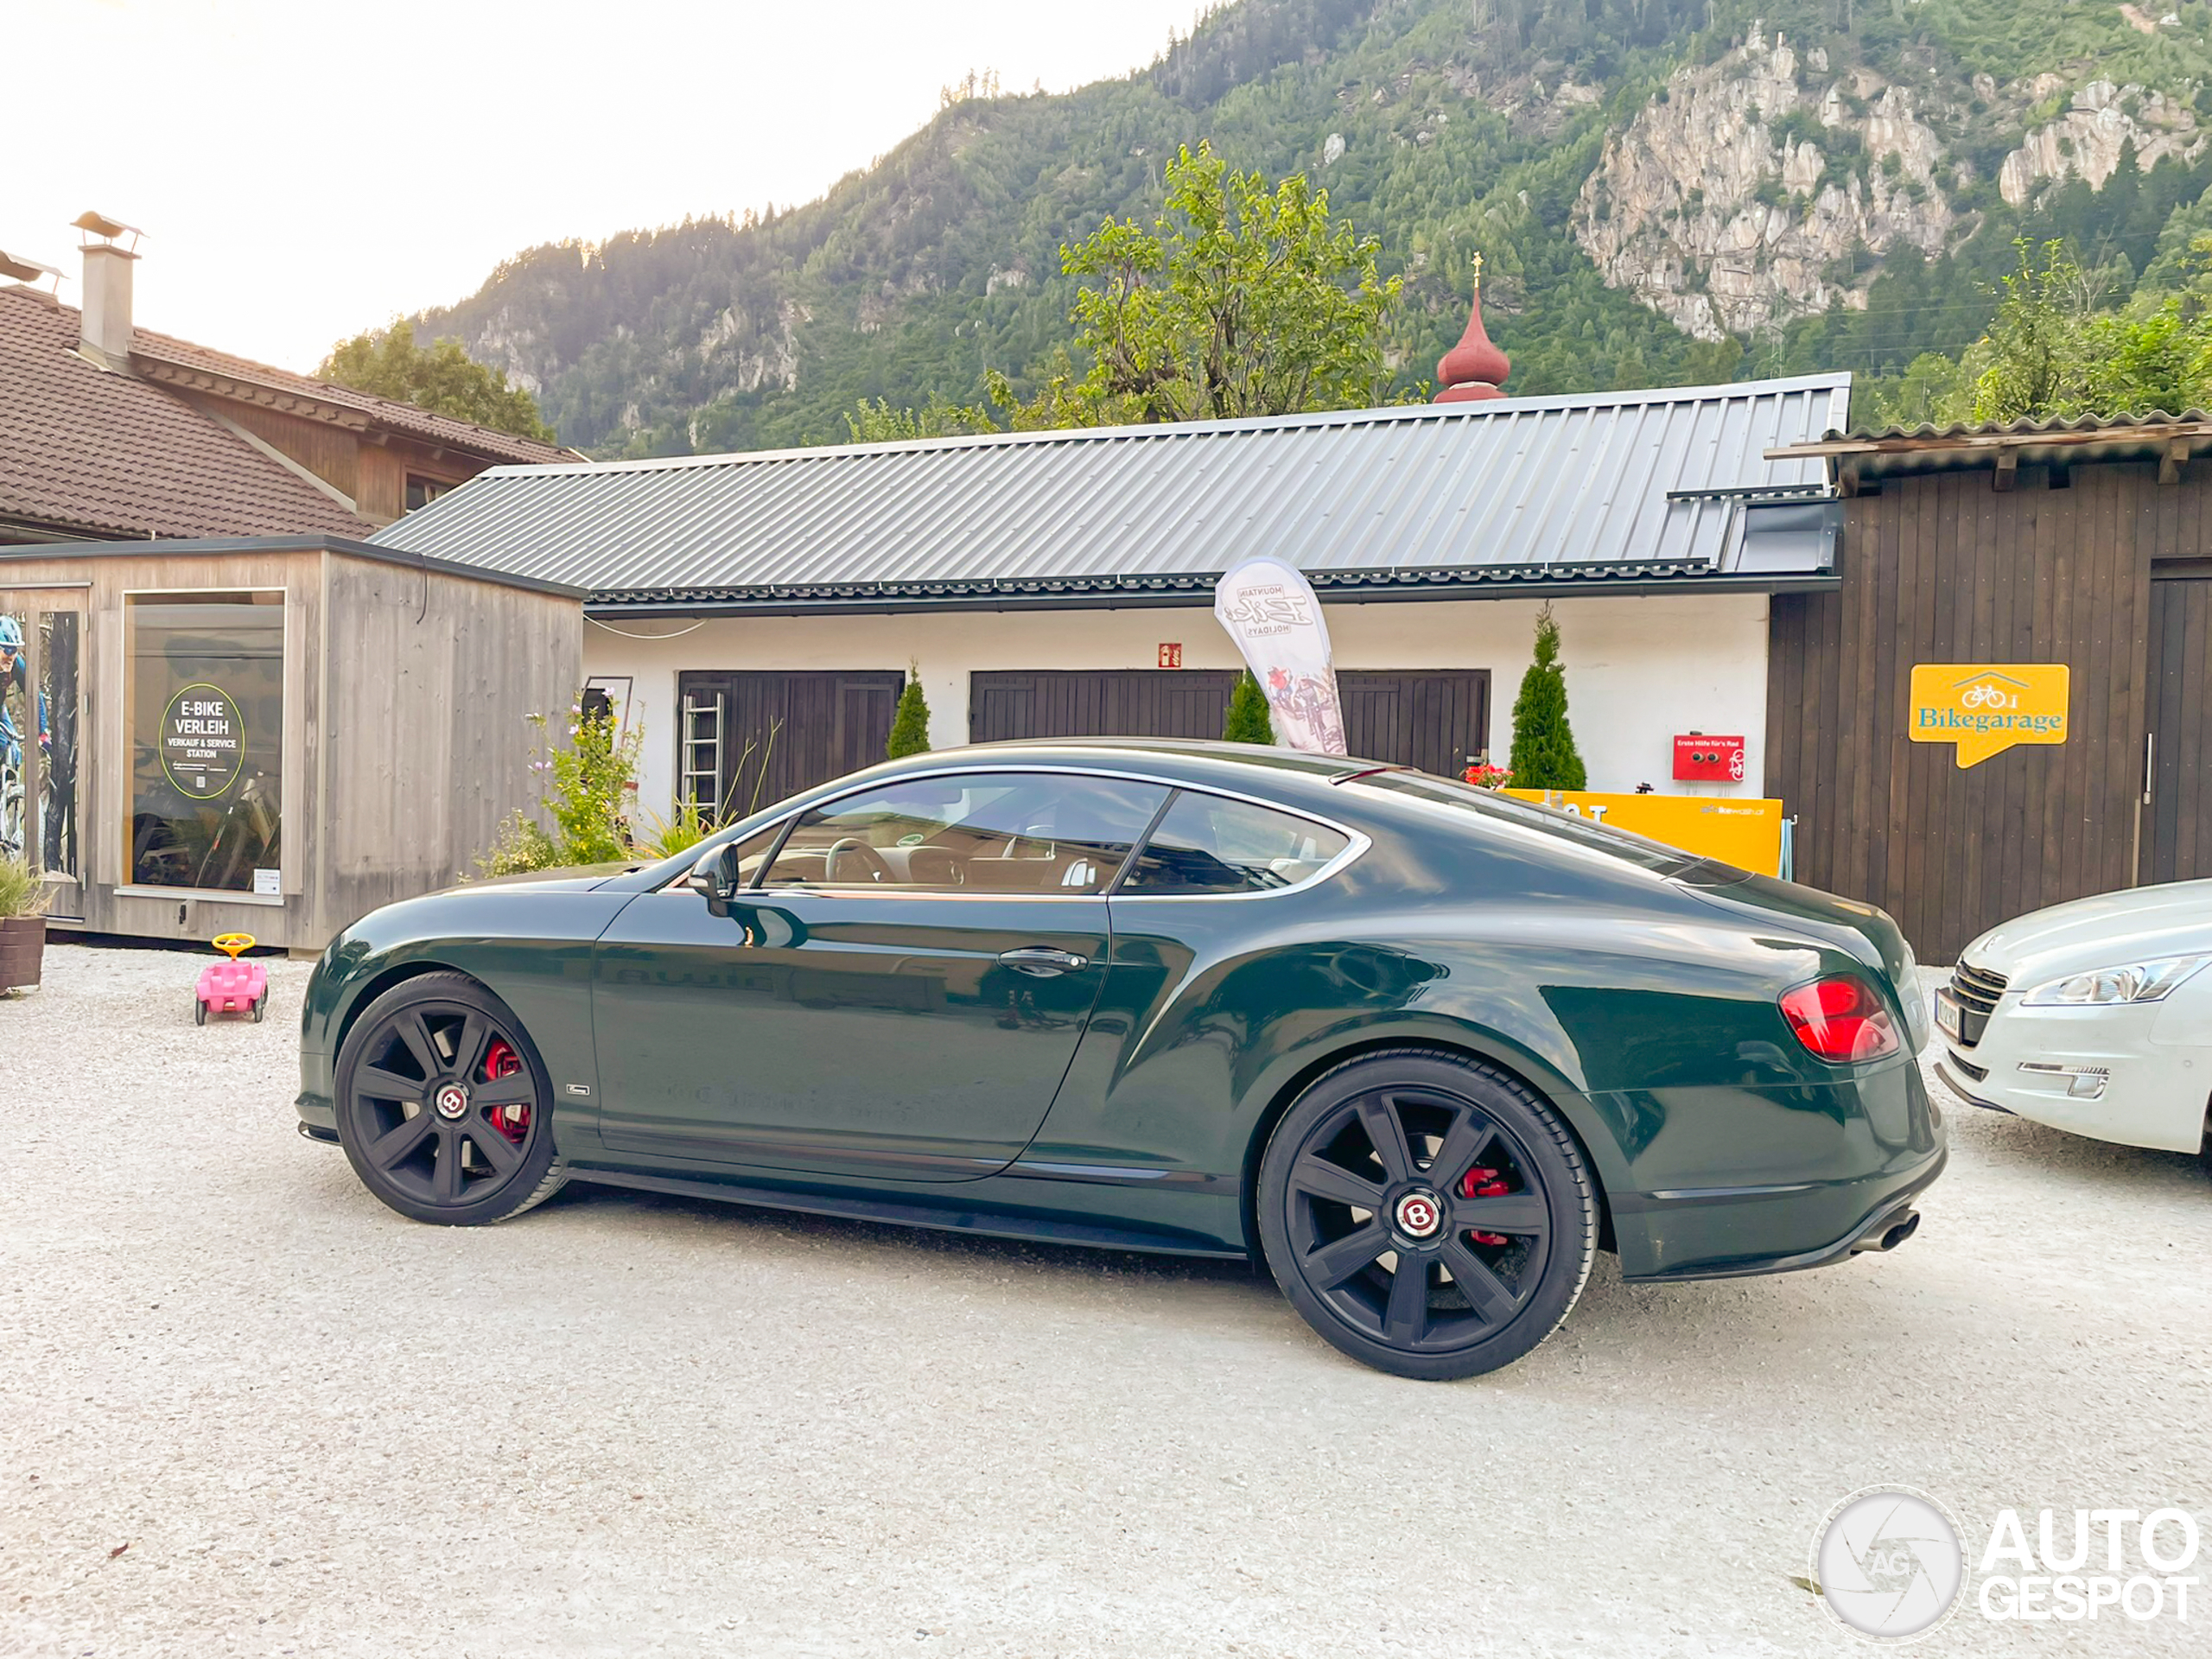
left=1501, top=790, right=1785, bottom=876
left=1908, top=663, right=2070, bottom=768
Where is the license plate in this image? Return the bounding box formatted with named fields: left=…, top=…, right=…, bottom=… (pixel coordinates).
left=1935, top=989, right=1962, bottom=1042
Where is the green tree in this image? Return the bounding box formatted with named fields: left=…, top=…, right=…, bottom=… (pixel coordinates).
left=1969, top=240, right=2101, bottom=423
left=1508, top=605, right=1587, bottom=792
left=1222, top=671, right=1274, bottom=743
left=886, top=671, right=932, bottom=759
left=845, top=395, right=996, bottom=444
left=318, top=322, right=557, bottom=442
left=1051, top=142, right=1406, bottom=424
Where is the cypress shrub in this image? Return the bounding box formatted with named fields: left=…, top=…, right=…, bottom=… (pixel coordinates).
left=887, top=671, right=932, bottom=759
left=1222, top=671, right=1274, bottom=743
left=1507, top=605, right=1588, bottom=791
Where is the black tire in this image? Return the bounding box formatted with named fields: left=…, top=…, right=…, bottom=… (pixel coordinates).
left=193, top=998, right=207, bottom=1027
left=333, top=971, right=569, bottom=1226
left=251, top=993, right=266, bottom=1024
left=1256, top=1048, right=1598, bottom=1381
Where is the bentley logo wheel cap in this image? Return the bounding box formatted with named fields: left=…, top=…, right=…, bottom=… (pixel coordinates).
left=433, top=1084, right=470, bottom=1121
left=1395, top=1190, right=1443, bottom=1240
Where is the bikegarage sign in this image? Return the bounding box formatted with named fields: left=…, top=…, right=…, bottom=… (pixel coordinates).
left=160, top=681, right=246, bottom=800
left=1908, top=663, right=2070, bottom=768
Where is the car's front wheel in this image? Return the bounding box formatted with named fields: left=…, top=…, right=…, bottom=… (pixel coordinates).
left=1257, top=1049, right=1599, bottom=1380
left=334, top=972, right=568, bottom=1225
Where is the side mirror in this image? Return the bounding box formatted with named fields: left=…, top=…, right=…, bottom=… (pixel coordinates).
left=685, top=842, right=740, bottom=906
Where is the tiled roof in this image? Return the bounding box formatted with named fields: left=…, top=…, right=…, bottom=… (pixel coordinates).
left=1766, top=406, right=2212, bottom=482
left=129, top=329, right=575, bottom=467
left=0, top=285, right=366, bottom=540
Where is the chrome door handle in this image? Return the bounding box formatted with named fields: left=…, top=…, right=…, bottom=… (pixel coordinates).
left=998, top=946, right=1090, bottom=976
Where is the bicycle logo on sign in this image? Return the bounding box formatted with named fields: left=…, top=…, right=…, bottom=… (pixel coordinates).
left=1959, top=681, right=2017, bottom=710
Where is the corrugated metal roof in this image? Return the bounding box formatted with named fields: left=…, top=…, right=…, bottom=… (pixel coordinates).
left=373, top=373, right=1849, bottom=607
left=1768, top=404, right=2212, bottom=484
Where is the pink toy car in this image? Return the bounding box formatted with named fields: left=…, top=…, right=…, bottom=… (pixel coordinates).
left=196, top=933, right=269, bottom=1025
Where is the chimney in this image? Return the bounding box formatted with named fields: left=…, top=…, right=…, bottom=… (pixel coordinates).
left=73, top=211, right=142, bottom=368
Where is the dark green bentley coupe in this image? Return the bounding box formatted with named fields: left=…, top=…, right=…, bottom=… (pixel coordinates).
left=296, top=741, right=1943, bottom=1379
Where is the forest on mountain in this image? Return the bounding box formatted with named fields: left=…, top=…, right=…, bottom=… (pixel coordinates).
left=396, top=0, right=2212, bottom=454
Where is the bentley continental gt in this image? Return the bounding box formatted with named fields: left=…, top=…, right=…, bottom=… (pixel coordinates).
left=296, top=741, right=1945, bottom=1379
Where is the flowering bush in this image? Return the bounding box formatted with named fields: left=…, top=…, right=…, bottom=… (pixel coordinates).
left=468, top=696, right=643, bottom=878
left=1462, top=761, right=1513, bottom=789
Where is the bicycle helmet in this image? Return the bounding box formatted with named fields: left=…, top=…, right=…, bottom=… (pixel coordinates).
left=0, top=616, right=22, bottom=650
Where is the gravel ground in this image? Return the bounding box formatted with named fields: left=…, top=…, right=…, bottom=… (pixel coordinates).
left=2, top=940, right=2208, bottom=1658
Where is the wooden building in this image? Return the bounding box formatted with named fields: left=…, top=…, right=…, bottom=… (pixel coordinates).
left=1766, top=416, right=2212, bottom=960
left=0, top=535, right=582, bottom=952
left=2, top=225, right=574, bottom=548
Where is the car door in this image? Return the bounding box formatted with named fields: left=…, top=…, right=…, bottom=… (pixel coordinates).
left=591, top=769, right=1168, bottom=1182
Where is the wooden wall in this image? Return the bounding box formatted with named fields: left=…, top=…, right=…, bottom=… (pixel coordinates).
left=1767, top=460, right=2204, bottom=961
left=319, top=552, right=581, bottom=940
left=0, top=545, right=580, bottom=951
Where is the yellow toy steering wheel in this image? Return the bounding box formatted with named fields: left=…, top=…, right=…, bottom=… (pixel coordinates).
left=213, top=933, right=257, bottom=960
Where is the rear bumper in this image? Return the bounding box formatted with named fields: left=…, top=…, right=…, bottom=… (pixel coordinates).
left=1623, top=1144, right=1945, bottom=1281
left=1611, top=1057, right=1947, bottom=1281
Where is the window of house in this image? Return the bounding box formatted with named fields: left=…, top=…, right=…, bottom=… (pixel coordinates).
left=404, top=475, right=454, bottom=513
left=761, top=773, right=1167, bottom=894
left=124, top=592, right=283, bottom=893
left=1119, top=792, right=1351, bottom=894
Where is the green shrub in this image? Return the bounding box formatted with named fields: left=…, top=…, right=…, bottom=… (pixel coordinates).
left=0, top=856, right=48, bottom=919
left=471, top=813, right=561, bottom=880
left=638, top=797, right=715, bottom=861
left=1222, top=671, right=1274, bottom=743
left=887, top=671, right=932, bottom=759
left=1508, top=604, right=1588, bottom=792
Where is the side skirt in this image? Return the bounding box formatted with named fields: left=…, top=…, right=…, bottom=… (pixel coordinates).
left=565, top=1163, right=1253, bottom=1262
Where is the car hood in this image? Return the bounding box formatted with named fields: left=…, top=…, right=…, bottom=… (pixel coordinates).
left=452, top=861, right=644, bottom=893
left=1964, top=879, right=2212, bottom=987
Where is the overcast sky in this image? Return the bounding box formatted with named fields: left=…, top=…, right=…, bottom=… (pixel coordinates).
left=8, top=0, right=1205, bottom=371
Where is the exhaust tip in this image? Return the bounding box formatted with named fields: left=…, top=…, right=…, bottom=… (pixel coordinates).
left=1852, top=1208, right=1921, bottom=1254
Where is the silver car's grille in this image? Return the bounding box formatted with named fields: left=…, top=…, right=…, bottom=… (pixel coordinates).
left=1948, top=961, right=2009, bottom=1048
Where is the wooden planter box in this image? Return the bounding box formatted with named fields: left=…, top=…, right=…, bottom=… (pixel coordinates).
left=0, top=915, right=46, bottom=991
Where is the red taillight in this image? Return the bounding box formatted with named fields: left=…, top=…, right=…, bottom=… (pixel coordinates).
left=1780, top=976, right=1900, bottom=1064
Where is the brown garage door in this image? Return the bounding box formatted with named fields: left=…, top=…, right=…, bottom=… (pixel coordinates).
left=677, top=670, right=905, bottom=817
left=2143, top=576, right=2212, bottom=884
left=969, top=668, right=1491, bottom=774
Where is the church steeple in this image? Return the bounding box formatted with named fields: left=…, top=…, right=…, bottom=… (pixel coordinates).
left=1433, top=251, right=1510, bottom=403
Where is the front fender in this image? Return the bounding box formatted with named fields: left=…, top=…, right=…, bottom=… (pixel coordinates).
left=296, top=887, right=637, bottom=1146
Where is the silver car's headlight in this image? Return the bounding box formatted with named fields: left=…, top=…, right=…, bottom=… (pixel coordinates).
left=2020, top=956, right=2210, bottom=1007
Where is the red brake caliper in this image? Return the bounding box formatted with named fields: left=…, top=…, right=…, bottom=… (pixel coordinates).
left=1459, top=1166, right=1510, bottom=1246
left=482, top=1039, right=529, bottom=1141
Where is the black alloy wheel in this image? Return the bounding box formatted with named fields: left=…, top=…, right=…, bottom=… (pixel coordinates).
left=334, top=972, right=568, bottom=1225
left=1257, top=1049, right=1598, bottom=1380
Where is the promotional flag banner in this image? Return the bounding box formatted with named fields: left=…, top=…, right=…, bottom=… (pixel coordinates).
left=1212, top=557, right=1347, bottom=754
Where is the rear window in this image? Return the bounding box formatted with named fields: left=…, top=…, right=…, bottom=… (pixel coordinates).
left=1355, top=772, right=1717, bottom=877
left=1121, top=793, right=1351, bottom=894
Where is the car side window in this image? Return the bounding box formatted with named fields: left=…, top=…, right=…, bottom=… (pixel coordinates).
left=1119, top=792, right=1351, bottom=895
left=760, top=772, right=1168, bottom=894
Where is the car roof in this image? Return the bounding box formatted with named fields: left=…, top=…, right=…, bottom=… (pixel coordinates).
left=882, top=738, right=1384, bottom=786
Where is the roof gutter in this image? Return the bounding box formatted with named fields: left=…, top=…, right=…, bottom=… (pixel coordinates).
left=582, top=569, right=1840, bottom=620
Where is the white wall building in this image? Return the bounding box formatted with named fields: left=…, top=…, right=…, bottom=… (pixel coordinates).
left=374, top=374, right=1846, bottom=821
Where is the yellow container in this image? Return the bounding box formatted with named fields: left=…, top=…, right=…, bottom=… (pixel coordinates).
left=1501, top=790, right=1786, bottom=877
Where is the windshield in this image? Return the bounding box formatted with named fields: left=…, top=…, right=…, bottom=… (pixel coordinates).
left=1354, top=772, right=1724, bottom=877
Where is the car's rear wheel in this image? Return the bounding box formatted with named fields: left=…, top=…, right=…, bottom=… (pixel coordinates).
left=1257, top=1049, right=1598, bottom=1380
left=334, top=972, right=568, bottom=1225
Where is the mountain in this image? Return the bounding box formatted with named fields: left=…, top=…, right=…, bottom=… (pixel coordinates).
left=407, top=0, right=2212, bottom=456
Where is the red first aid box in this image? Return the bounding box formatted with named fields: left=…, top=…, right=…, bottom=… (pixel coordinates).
left=1672, top=733, right=1746, bottom=783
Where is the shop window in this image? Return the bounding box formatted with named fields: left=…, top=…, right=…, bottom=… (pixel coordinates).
left=2, top=608, right=79, bottom=878
left=125, top=592, right=283, bottom=893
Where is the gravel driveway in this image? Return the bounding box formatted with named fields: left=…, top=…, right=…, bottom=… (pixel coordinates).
left=3, top=942, right=2207, bottom=1657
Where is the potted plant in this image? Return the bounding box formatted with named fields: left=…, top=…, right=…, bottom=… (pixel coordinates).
left=0, top=856, right=48, bottom=993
